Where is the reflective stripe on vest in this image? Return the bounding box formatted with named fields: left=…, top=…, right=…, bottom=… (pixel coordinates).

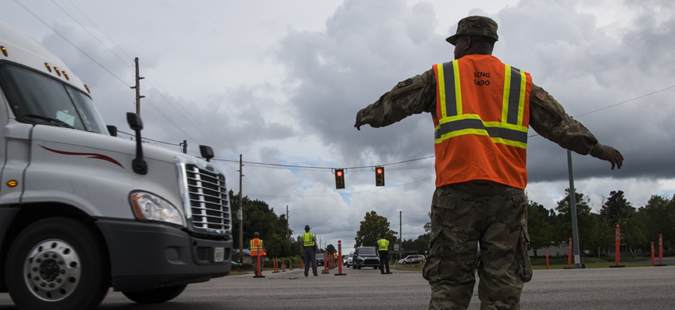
left=377, top=238, right=389, bottom=251
left=434, top=59, right=529, bottom=148
left=432, top=55, right=532, bottom=189
left=250, top=238, right=263, bottom=255
left=302, top=233, right=315, bottom=247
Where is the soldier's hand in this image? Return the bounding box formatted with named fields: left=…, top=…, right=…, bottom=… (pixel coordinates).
left=354, top=109, right=365, bottom=131
left=596, top=145, right=624, bottom=170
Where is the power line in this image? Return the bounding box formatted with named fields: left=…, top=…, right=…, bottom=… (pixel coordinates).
left=212, top=155, right=435, bottom=171
left=51, top=0, right=131, bottom=69
left=13, top=0, right=131, bottom=88
left=529, top=83, right=675, bottom=138
left=574, top=85, right=675, bottom=118
left=117, top=130, right=180, bottom=146
left=23, top=0, right=232, bottom=155
left=246, top=176, right=434, bottom=199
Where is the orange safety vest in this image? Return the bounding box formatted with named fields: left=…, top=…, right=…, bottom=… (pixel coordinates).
left=250, top=238, right=266, bottom=256
left=432, top=55, right=532, bottom=189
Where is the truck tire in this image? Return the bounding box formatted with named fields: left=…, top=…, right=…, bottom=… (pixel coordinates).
left=122, top=284, right=187, bottom=304
left=5, top=217, right=110, bottom=310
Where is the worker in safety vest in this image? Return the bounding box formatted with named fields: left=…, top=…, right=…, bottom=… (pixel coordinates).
left=377, top=234, right=392, bottom=274
left=249, top=232, right=266, bottom=275
left=333, top=252, right=338, bottom=266
left=301, top=225, right=318, bottom=277
left=354, top=16, right=624, bottom=310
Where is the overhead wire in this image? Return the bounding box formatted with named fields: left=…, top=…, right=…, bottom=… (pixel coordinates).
left=528, top=83, right=675, bottom=138
left=17, top=0, right=672, bottom=190
left=12, top=0, right=130, bottom=87
left=35, top=0, right=233, bottom=155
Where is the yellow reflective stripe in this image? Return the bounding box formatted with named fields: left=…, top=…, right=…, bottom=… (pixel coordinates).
left=452, top=60, right=462, bottom=115
left=436, top=64, right=447, bottom=119
left=434, top=114, right=528, bottom=147
left=518, top=69, right=527, bottom=126
left=502, top=64, right=512, bottom=123
left=491, top=137, right=527, bottom=149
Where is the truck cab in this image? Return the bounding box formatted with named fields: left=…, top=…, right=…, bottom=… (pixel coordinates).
left=0, top=20, right=232, bottom=309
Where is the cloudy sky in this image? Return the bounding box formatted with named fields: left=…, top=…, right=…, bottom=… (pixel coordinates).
left=2, top=0, right=673, bottom=252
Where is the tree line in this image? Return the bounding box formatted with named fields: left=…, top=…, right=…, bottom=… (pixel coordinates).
left=229, top=190, right=335, bottom=259
left=528, top=190, right=675, bottom=257
left=229, top=189, right=675, bottom=259
left=358, top=190, right=675, bottom=258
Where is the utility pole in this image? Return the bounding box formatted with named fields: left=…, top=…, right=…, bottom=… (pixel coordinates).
left=130, top=57, right=145, bottom=116
left=567, top=149, right=581, bottom=268
left=399, top=211, right=402, bottom=262
left=238, top=154, right=244, bottom=263
left=286, top=205, right=289, bottom=239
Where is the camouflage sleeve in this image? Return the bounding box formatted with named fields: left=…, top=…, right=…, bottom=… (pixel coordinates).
left=355, top=69, right=437, bottom=129
left=529, top=85, right=604, bottom=157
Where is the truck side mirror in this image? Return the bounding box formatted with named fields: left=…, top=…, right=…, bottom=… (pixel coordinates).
left=126, top=113, right=143, bottom=131
left=199, top=145, right=214, bottom=162
left=107, top=125, right=117, bottom=137
left=126, top=112, right=147, bottom=175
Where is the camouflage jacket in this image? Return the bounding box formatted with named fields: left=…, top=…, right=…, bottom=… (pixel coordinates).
left=355, top=68, right=605, bottom=157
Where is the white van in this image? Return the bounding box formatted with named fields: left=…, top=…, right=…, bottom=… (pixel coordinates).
left=0, top=20, right=232, bottom=309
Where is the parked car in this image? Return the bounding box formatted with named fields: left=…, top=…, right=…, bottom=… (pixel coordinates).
left=398, top=254, right=426, bottom=265
left=345, top=251, right=355, bottom=267
left=316, top=253, right=325, bottom=266
left=353, top=246, right=380, bottom=269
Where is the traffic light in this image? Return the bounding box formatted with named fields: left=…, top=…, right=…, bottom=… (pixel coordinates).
left=375, top=166, right=385, bottom=187
left=335, top=168, right=345, bottom=189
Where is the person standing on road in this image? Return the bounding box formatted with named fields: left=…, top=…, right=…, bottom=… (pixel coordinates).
left=377, top=234, right=392, bottom=274
left=301, top=225, right=318, bottom=277
left=354, top=15, right=624, bottom=310
left=250, top=232, right=266, bottom=276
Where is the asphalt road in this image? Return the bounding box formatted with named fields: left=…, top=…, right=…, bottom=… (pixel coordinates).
left=1, top=264, right=674, bottom=309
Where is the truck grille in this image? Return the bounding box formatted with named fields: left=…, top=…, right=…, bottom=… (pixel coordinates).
left=185, top=164, right=230, bottom=234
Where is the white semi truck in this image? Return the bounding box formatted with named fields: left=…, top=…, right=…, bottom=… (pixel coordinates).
left=0, top=20, right=232, bottom=309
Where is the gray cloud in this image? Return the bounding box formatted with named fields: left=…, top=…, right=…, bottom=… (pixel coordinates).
left=3, top=0, right=673, bottom=248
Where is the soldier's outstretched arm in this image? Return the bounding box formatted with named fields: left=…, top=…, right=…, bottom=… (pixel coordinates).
left=529, top=85, right=624, bottom=170
left=354, top=70, right=437, bottom=130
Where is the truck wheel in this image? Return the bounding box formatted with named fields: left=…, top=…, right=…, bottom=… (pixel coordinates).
left=123, top=284, right=187, bottom=304
left=5, top=217, right=109, bottom=310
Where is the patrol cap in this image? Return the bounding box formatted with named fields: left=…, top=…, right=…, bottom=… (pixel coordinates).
left=446, top=16, right=499, bottom=46
left=305, top=225, right=310, bottom=230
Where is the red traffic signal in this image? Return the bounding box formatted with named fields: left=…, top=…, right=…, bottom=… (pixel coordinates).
left=375, top=166, right=384, bottom=187
left=335, top=168, right=345, bottom=189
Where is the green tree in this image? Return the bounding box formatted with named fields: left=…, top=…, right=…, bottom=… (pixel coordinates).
left=637, top=194, right=675, bottom=251
left=599, top=190, right=645, bottom=256
left=527, top=200, right=552, bottom=256
left=229, top=190, right=293, bottom=257
left=326, top=244, right=336, bottom=254
left=599, top=190, right=634, bottom=226
left=355, top=211, right=398, bottom=248
left=553, top=189, right=601, bottom=254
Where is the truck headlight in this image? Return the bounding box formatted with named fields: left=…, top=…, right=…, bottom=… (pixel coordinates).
left=130, top=192, right=185, bottom=226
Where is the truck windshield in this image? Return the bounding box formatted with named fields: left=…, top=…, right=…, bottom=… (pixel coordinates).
left=0, top=64, right=108, bottom=134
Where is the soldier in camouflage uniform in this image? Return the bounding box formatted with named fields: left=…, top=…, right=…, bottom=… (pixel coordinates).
left=354, top=16, right=624, bottom=310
